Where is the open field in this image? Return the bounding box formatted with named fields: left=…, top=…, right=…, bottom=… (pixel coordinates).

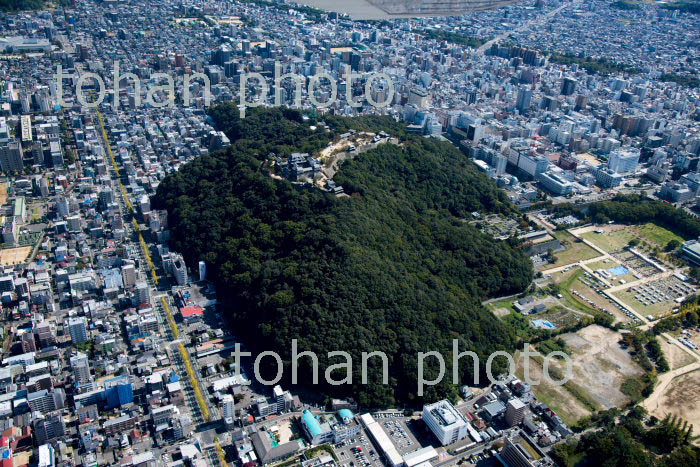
left=647, top=369, right=700, bottom=430
left=581, top=223, right=685, bottom=253
left=581, top=228, right=635, bottom=253
left=554, top=268, right=608, bottom=318
left=660, top=338, right=696, bottom=371
left=635, top=223, right=686, bottom=247
left=0, top=246, right=32, bottom=266
left=540, top=230, right=600, bottom=269
left=516, top=353, right=591, bottom=427
left=518, top=325, right=643, bottom=426
left=555, top=325, right=644, bottom=410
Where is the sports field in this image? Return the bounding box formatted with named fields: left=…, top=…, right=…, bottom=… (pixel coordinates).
left=0, top=246, right=31, bottom=266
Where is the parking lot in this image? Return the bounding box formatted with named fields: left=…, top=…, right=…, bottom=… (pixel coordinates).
left=619, top=276, right=695, bottom=318
left=335, top=434, right=383, bottom=467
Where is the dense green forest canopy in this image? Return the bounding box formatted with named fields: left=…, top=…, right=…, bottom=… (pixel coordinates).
left=0, top=0, right=45, bottom=11
left=553, top=408, right=699, bottom=467
left=153, top=105, right=533, bottom=407
left=551, top=194, right=700, bottom=240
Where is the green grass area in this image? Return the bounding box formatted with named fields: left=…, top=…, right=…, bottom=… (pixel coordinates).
left=534, top=355, right=602, bottom=413
left=634, top=223, right=686, bottom=247
left=488, top=297, right=516, bottom=312
left=581, top=229, right=635, bottom=252
left=29, top=205, right=42, bottom=223
left=541, top=231, right=601, bottom=269
left=582, top=223, right=685, bottom=254
left=556, top=269, right=601, bottom=316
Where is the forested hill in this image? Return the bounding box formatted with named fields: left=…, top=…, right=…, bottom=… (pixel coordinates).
left=0, top=0, right=46, bottom=11
left=152, top=105, right=533, bottom=407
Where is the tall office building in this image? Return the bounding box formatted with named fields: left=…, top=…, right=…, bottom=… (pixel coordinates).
left=199, top=261, right=206, bottom=281
left=173, top=256, right=188, bottom=286
left=561, top=77, right=577, bottom=96
left=422, top=400, right=469, bottom=446
left=33, top=414, right=66, bottom=444
left=222, top=393, right=236, bottom=427
left=505, top=399, right=526, bottom=427
left=0, top=141, right=24, bottom=173
left=70, top=352, right=92, bottom=385
left=104, top=375, right=134, bottom=409
left=133, top=281, right=150, bottom=306
left=516, top=86, right=532, bottom=114
left=57, top=196, right=70, bottom=218
left=67, top=316, right=89, bottom=344
left=494, top=154, right=508, bottom=175
left=121, top=262, right=137, bottom=288
left=498, top=437, right=540, bottom=467
left=608, top=149, right=640, bottom=174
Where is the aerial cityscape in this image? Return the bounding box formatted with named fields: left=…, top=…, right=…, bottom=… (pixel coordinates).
left=0, top=0, right=700, bottom=466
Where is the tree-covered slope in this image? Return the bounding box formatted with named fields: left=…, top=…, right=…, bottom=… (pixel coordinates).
left=152, top=106, right=533, bottom=407
left=0, top=0, right=46, bottom=11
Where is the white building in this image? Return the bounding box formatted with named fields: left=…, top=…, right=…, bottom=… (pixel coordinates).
left=422, top=400, right=469, bottom=446
left=608, top=149, right=640, bottom=174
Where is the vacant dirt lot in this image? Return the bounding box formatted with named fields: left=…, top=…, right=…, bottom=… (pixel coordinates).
left=557, top=325, right=644, bottom=410
left=648, top=370, right=700, bottom=429
left=0, top=246, right=31, bottom=266
left=515, top=325, right=643, bottom=426
left=660, top=338, right=696, bottom=371
left=516, top=352, right=591, bottom=426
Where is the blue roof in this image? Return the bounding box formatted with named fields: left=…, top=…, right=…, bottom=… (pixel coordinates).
left=339, top=409, right=354, bottom=420
left=302, top=409, right=324, bottom=437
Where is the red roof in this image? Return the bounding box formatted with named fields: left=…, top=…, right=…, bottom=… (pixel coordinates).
left=181, top=306, right=204, bottom=317
left=2, top=458, right=12, bottom=467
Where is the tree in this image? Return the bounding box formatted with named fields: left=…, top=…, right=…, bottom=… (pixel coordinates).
left=666, top=239, right=682, bottom=252
left=152, top=106, right=534, bottom=406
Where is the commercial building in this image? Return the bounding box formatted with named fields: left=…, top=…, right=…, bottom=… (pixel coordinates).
left=67, top=316, right=89, bottom=344
left=681, top=240, right=700, bottom=265
left=422, top=400, right=469, bottom=446
left=608, top=149, right=640, bottom=174
left=0, top=141, right=24, bottom=173
left=505, top=399, right=526, bottom=427
left=33, top=414, right=66, bottom=445
left=360, top=413, right=403, bottom=467
left=596, top=167, right=623, bottom=188
left=300, top=409, right=361, bottom=445
left=402, top=446, right=439, bottom=467
left=497, top=436, right=544, bottom=467
left=251, top=430, right=299, bottom=464
left=537, top=171, right=573, bottom=196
